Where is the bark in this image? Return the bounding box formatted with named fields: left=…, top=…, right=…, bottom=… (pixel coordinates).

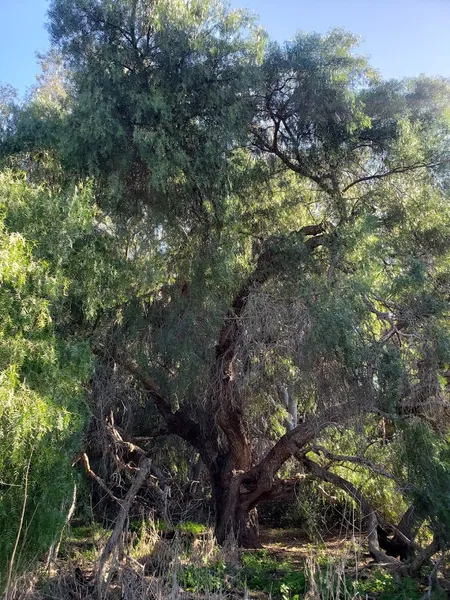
left=213, top=471, right=261, bottom=548
left=402, top=536, right=441, bottom=576
left=206, top=229, right=325, bottom=546
left=212, top=406, right=344, bottom=547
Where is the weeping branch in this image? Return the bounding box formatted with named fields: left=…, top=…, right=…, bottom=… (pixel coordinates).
left=299, top=456, right=400, bottom=564
left=310, top=445, right=402, bottom=484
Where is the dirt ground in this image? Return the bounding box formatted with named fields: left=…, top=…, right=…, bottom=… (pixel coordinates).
left=259, top=526, right=373, bottom=569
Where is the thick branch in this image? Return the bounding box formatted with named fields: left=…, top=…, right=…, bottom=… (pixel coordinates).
left=300, top=456, right=399, bottom=564
left=256, top=475, right=306, bottom=503
left=216, top=223, right=326, bottom=373
left=403, top=536, right=441, bottom=576
left=239, top=404, right=346, bottom=509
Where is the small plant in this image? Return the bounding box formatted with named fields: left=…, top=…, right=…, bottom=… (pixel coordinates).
left=356, top=569, right=422, bottom=600
left=175, top=521, right=209, bottom=536
left=180, top=561, right=228, bottom=593
left=240, top=550, right=306, bottom=598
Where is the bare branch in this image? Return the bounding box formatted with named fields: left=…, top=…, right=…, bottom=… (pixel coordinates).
left=311, top=445, right=401, bottom=483
left=342, top=160, right=450, bottom=194
left=75, top=452, right=123, bottom=505
left=116, top=354, right=201, bottom=447
left=96, top=458, right=152, bottom=596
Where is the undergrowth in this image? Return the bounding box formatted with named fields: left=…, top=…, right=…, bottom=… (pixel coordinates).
left=4, top=520, right=448, bottom=599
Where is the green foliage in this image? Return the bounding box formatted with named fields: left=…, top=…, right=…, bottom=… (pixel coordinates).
left=46, top=0, right=265, bottom=228
left=1, top=0, right=450, bottom=581
left=178, top=551, right=306, bottom=598
left=0, top=173, right=92, bottom=583
left=180, top=561, right=228, bottom=593
left=396, top=421, right=450, bottom=542
left=240, top=550, right=306, bottom=598
left=357, top=570, right=423, bottom=600
left=175, top=521, right=208, bottom=536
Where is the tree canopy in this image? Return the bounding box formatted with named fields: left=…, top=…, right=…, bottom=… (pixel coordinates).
left=1, top=0, right=450, bottom=584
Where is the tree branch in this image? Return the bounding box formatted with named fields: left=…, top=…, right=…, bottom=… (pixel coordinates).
left=75, top=452, right=123, bottom=505
left=96, top=457, right=152, bottom=596
left=300, top=456, right=400, bottom=564
left=310, top=445, right=401, bottom=483
left=239, top=404, right=347, bottom=508
left=342, top=160, right=449, bottom=194
left=116, top=354, right=201, bottom=447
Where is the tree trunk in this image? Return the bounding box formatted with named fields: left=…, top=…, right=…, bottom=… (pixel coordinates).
left=212, top=473, right=261, bottom=548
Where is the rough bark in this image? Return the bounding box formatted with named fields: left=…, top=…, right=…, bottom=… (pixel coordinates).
left=402, top=536, right=441, bottom=576
left=205, top=225, right=327, bottom=546
left=213, top=405, right=345, bottom=546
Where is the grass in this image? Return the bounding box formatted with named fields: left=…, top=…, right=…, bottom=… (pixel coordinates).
left=175, top=520, right=209, bottom=535
left=240, top=549, right=306, bottom=598
left=356, top=569, right=447, bottom=600
left=172, top=550, right=307, bottom=598
left=5, top=522, right=448, bottom=600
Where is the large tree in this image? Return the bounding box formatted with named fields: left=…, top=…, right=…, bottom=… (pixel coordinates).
left=2, top=0, right=450, bottom=567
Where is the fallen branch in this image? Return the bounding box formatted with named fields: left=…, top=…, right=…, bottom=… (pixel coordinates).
left=96, top=457, right=152, bottom=599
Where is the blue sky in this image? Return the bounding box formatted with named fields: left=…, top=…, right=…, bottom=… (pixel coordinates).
left=1, top=0, right=449, bottom=97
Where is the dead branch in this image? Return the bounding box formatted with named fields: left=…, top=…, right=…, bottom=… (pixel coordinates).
left=75, top=452, right=123, bottom=505
left=96, top=457, right=152, bottom=599
left=116, top=354, right=201, bottom=447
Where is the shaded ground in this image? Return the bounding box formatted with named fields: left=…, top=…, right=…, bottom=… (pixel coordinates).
left=259, top=526, right=371, bottom=568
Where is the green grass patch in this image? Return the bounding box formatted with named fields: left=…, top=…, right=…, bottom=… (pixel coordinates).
left=356, top=570, right=431, bottom=600
left=241, top=550, right=306, bottom=599
left=180, top=561, right=229, bottom=593
left=175, top=521, right=209, bottom=535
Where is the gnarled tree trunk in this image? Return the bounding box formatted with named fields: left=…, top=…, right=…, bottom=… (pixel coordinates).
left=213, top=476, right=261, bottom=548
